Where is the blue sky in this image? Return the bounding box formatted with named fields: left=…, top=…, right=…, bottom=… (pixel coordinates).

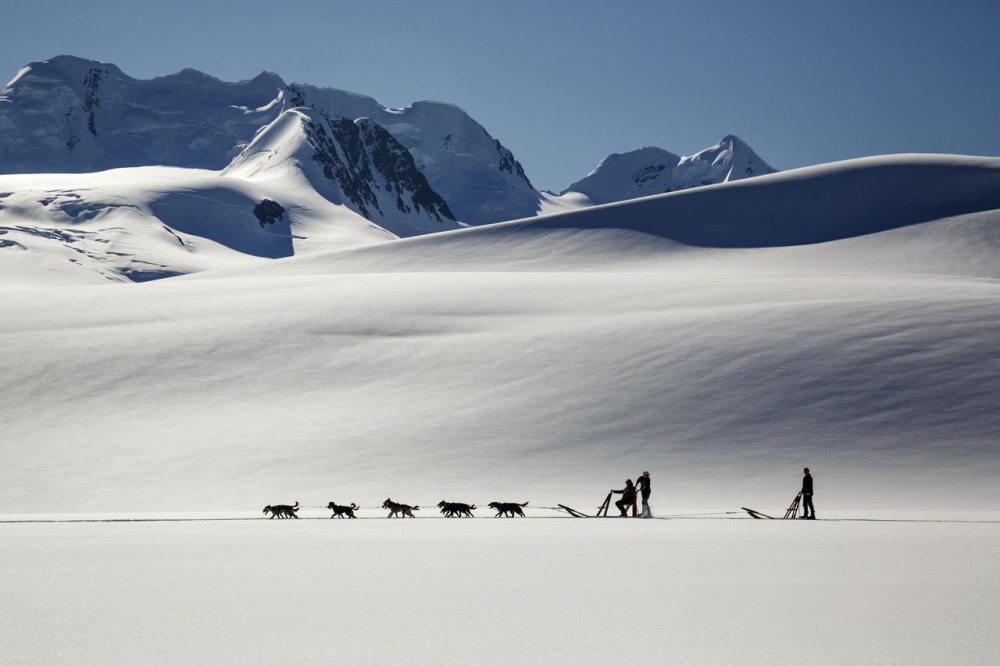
left=3, top=1, right=998, bottom=191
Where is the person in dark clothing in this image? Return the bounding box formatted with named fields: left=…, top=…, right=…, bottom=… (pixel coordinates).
left=612, top=479, right=636, bottom=517
left=800, top=467, right=815, bottom=519
left=636, top=471, right=651, bottom=510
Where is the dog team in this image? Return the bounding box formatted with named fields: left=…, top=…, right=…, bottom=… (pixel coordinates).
left=264, top=472, right=655, bottom=520
left=262, top=498, right=531, bottom=519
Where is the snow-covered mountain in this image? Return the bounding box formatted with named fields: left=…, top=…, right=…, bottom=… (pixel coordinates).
left=286, top=86, right=542, bottom=225
left=0, top=55, right=540, bottom=229
left=0, top=55, right=789, bottom=283
left=563, top=135, right=776, bottom=205
left=1, top=56, right=778, bottom=237
left=0, top=56, right=286, bottom=171
left=225, top=107, right=460, bottom=237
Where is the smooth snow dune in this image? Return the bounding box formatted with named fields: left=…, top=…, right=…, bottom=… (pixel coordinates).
left=534, top=153, right=1000, bottom=247
left=2, top=520, right=998, bottom=665
left=2, top=270, right=998, bottom=514
left=192, top=153, right=1000, bottom=280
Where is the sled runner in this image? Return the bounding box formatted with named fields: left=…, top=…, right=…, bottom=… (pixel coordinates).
left=557, top=504, right=591, bottom=518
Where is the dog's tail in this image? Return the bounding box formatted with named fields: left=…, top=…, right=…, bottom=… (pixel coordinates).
left=412, top=506, right=420, bottom=510
left=470, top=505, right=477, bottom=510
left=351, top=503, right=359, bottom=510
left=293, top=501, right=299, bottom=508
left=519, top=502, right=529, bottom=507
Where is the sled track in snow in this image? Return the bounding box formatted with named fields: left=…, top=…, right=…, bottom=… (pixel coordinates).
left=2, top=516, right=999, bottom=525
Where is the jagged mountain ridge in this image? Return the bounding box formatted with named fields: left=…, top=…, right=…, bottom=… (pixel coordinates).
left=0, top=56, right=285, bottom=171
left=287, top=85, right=540, bottom=225
left=225, top=108, right=459, bottom=237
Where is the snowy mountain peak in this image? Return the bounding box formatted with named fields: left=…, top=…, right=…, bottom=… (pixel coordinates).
left=364, top=99, right=539, bottom=224
left=2, top=55, right=125, bottom=90
left=683, top=134, right=776, bottom=179
left=564, top=136, right=777, bottom=205
left=225, top=107, right=458, bottom=237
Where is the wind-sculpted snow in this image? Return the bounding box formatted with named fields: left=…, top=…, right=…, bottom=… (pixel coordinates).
left=2, top=155, right=999, bottom=515
left=544, top=153, right=1000, bottom=246
left=0, top=167, right=392, bottom=286
left=202, top=154, right=1000, bottom=279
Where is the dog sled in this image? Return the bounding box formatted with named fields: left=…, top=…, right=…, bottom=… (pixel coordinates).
left=558, top=490, right=650, bottom=518
left=741, top=493, right=802, bottom=519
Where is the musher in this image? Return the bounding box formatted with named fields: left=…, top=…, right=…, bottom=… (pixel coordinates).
left=611, top=479, right=637, bottom=517
left=800, top=467, right=815, bottom=519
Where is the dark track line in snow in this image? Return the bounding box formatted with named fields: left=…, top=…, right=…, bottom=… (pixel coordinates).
left=1, top=516, right=998, bottom=525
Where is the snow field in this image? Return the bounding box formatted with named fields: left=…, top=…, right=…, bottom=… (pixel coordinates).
left=2, top=518, right=998, bottom=665
left=4, top=54, right=1000, bottom=666
left=2, top=268, right=999, bottom=514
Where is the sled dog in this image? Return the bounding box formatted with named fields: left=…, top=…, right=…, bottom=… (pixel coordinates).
left=382, top=498, right=419, bottom=518
left=326, top=501, right=360, bottom=519
left=488, top=501, right=528, bottom=518
left=263, top=502, right=299, bottom=519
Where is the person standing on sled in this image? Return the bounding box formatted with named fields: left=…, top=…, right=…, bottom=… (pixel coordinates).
left=800, top=467, right=815, bottom=519
left=612, top=479, right=637, bottom=516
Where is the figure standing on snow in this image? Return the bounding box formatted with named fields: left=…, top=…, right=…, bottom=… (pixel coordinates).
left=800, top=468, right=815, bottom=519
left=636, top=471, right=651, bottom=513
left=612, top=479, right=637, bottom=516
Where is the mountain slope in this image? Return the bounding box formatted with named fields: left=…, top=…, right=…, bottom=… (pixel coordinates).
left=289, top=84, right=543, bottom=225
left=0, top=55, right=287, bottom=172
left=225, top=108, right=460, bottom=237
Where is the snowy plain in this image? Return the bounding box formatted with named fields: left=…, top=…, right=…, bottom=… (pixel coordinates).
left=3, top=153, right=1000, bottom=664
left=3, top=517, right=998, bottom=665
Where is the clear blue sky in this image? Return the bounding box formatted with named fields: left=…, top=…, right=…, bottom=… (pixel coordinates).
left=3, top=1, right=998, bottom=191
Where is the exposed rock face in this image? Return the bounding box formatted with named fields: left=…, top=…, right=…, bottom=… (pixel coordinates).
left=302, top=112, right=455, bottom=232
left=253, top=199, right=285, bottom=227
left=225, top=108, right=459, bottom=237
